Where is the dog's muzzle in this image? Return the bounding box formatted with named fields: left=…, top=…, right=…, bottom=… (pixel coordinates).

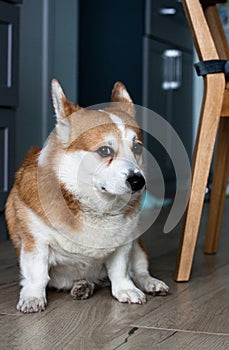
left=126, top=173, right=145, bottom=193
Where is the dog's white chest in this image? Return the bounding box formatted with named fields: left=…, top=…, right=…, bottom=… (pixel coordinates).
left=28, top=208, right=138, bottom=259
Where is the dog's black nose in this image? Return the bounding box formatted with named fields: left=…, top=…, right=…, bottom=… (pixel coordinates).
left=126, top=173, right=145, bottom=192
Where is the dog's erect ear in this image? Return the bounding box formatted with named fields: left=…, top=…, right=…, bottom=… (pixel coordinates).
left=111, top=82, right=135, bottom=117
left=51, top=79, right=80, bottom=143
left=52, top=79, right=79, bottom=120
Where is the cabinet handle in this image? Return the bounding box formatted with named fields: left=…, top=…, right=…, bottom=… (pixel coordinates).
left=162, top=49, right=182, bottom=90
left=1, top=127, right=9, bottom=192
left=159, top=8, right=176, bottom=16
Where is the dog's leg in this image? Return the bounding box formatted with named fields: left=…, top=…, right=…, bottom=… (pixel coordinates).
left=17, top=243, right=50, bottom=313
left=106, top=243, right=146, bottom=304
left=131, top=240, right=169, bottom=295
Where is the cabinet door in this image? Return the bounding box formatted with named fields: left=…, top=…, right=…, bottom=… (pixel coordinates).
left=145, top=0, right=192, bottom=51
left=0, top=109, right=15, bottom=240
left=143, top=38, right=193, bottom=194
left=0, top=1, right=19, bottom=107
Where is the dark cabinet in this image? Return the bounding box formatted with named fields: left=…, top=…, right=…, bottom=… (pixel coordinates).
left=78, top=0, right=144, bottom=106
left=0, top=1, right=19, bottom=240
left=143, top=0, right=193, bottom=194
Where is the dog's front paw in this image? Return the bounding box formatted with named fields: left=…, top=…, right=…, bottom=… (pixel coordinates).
left=143, top=277, right=169, bottom=296
left=17, top=296, right=47, bottom=313
left=113, top=287, right=146, bottom=304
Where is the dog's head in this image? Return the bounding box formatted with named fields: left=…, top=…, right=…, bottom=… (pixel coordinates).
left=50, top=80, right=145, bottom=208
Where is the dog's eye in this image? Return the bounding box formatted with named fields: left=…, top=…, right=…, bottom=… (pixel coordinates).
left=97, top=146, right=114, bottom=158
left=132, top=141, right=142, bottom=155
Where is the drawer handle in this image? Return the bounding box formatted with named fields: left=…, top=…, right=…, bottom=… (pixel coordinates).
left=159, top=8, right=177, bottom=16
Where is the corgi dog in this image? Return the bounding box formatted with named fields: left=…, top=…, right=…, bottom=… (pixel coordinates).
left=6, top=80, right=169, bottom=313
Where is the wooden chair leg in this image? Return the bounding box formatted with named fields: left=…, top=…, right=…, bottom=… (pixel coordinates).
left=205, top=118, right=229, bottom=254
left=174, top=75, right=225, bottom=282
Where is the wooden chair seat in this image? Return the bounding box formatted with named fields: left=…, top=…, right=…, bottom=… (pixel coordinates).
left=175, top=0, right=229, bottom=281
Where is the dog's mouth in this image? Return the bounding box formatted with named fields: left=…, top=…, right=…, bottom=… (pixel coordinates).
left=99, top=184, right=131, bottom=195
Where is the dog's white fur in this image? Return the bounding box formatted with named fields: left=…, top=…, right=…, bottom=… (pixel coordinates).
left=6, top=80, right=169, bottom=313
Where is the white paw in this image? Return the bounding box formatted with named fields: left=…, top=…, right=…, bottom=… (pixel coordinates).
left=144, top=277, right=169, bottom=296
left=17, top=296, right=47, bottom=313
left=114, top=288, right=146, bottom=304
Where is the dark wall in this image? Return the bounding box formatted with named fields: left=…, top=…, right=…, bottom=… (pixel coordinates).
left=78, top=0, right=144, bottom=106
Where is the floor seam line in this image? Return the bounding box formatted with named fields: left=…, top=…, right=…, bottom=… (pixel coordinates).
left=131, top=325, right=229, bottom=337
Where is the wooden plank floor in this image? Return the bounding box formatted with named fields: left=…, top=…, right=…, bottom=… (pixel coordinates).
left=0, top=200, right=229, bottom=350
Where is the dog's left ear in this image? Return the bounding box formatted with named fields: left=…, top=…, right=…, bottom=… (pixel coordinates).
left=52, top=79, right=80, bottom=143
left=111, top=82, right=135, bottom=117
